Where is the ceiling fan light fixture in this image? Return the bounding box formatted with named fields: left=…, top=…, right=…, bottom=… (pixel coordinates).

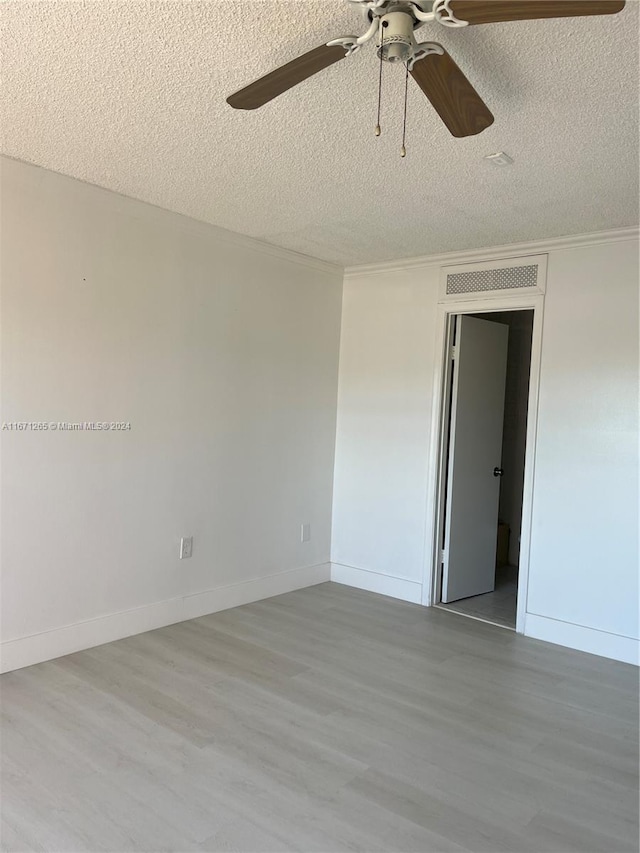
left=376, top=11, right=416, bottom=63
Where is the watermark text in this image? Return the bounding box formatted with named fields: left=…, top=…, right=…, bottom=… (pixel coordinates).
left=2, top=421, right=132, bottom=432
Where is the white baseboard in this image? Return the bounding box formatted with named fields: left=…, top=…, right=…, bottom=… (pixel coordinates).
left=182, top=563, right=330, bottom=621
left=525, top=613, right=639, bottom=666
left=330, top=562, right=422, bottom=604
left=0, top=563, right=331, bottom=673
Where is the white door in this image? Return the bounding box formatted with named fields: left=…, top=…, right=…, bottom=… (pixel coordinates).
left=442, top=315, right=509, bottom=603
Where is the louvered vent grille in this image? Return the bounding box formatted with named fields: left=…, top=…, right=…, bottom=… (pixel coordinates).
left=446, top=264, right=538, bottom=295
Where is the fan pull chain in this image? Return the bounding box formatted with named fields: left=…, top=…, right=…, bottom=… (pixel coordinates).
left=400, top=61, right=409, bottom=157
left=375, top=21, right=385, bottom=136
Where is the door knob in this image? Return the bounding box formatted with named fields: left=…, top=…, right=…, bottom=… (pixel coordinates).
left=493, top=467, right=504, bottom=477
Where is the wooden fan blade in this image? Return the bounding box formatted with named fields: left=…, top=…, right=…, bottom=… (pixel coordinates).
left=410, top=48, right=494, bottom=138
left=448, top=0, right=625, bottom=26
left=227, top=43, right=348, bottom=110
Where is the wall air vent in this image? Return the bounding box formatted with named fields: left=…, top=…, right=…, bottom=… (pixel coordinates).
left=447, top=263, right=538, bottom=294
left=439, top=255, right=547, bottom=302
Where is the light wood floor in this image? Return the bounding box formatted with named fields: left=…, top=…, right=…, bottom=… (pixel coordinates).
left=1, top=582, right=638, bottom=853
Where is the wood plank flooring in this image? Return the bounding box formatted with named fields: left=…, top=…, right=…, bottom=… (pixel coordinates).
left=1, top=582, right=638, bottom=852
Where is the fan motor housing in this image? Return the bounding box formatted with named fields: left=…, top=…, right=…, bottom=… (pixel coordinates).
left=377, top=11, right=416, bottom=63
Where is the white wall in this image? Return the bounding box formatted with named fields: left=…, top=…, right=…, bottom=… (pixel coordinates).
left=331, top=265, right=440, bottom=603
left=331, top=235, right=639, bottom=664
left=525, top=240, right=639, bottom=656
left=0, top=157, right=343, bottom=671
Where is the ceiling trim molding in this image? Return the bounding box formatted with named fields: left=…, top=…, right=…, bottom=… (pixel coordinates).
left=1, top=156, right=343, bottom=278
left=343, top=228, right=640, bottom=278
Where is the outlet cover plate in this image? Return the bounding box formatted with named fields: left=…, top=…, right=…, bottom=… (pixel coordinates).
left=180, top=536, right=193, bottom=559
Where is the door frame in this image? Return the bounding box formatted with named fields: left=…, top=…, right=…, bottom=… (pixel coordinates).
left=421, top=292, right=545, bottom=635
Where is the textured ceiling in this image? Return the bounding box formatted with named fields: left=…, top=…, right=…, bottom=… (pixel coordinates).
left=2, top=0, right=639, bottom=265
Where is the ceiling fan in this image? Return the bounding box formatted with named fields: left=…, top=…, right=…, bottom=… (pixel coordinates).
left=226, top=0, right=625, bottom=141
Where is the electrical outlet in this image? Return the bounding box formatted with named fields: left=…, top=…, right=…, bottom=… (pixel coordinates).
left=180, top=536, right=193, bottom=559
left=301, top=523, right=311, bottom=543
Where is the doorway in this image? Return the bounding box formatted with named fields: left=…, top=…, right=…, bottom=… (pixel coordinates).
left=434, top=308, right=534, bottom=630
